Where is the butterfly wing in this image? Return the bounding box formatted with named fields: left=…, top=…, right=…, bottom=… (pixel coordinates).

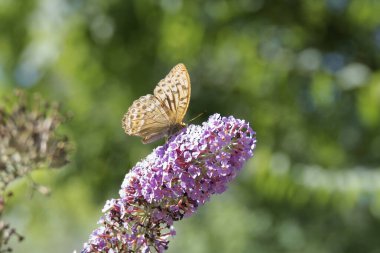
left=122, top=94, right=171, bottom=144
left=122, top=63, right=191, bottom=144
left=153, top=63, right=191, bottom=124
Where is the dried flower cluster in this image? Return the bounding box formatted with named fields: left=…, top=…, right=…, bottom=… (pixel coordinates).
left=82, top=114, right=256, bottom=253
left=0, top=90, right=70, bottom=252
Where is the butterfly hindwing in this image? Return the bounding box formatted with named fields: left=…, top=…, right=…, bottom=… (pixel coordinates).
left=122, top=94, right=170, bottom=142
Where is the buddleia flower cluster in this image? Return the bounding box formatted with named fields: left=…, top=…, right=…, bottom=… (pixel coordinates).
left=82, top=114, right=256, bottom=253
left=0, top=90, right=70, bottom=252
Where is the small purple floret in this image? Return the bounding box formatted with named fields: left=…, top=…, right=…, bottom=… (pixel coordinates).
left=81, top=114, right=256, bottom=253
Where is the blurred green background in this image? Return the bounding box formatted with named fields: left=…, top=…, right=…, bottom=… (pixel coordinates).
left=1, top=0, right=380, bottom=252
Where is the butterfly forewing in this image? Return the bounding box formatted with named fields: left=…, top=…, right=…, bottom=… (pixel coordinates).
left=122, top=63, right=191, bottom=143
left=154, top=64, right=191, bottom=124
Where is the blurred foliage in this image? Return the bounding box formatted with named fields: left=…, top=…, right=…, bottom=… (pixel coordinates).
left=0, top=0, right=380, bottom=252
left=0, top=90, right=70, bottom=251
left=0, top=91, right=70, bottom=188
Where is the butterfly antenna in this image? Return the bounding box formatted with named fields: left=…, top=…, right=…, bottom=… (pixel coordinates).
left=188, top=112, right=204, bottom=123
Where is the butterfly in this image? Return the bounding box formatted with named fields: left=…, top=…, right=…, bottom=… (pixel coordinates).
left=122, top=63, right=191, bottom=144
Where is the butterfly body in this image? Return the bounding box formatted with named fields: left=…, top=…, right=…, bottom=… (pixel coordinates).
left=122, top=63, right=191, bottom=144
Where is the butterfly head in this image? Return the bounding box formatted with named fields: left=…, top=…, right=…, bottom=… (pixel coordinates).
left=168, top=122, right=186, bottom=136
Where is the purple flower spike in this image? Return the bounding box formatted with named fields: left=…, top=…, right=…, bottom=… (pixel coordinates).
left=81, top=114, right=256, bottom=253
